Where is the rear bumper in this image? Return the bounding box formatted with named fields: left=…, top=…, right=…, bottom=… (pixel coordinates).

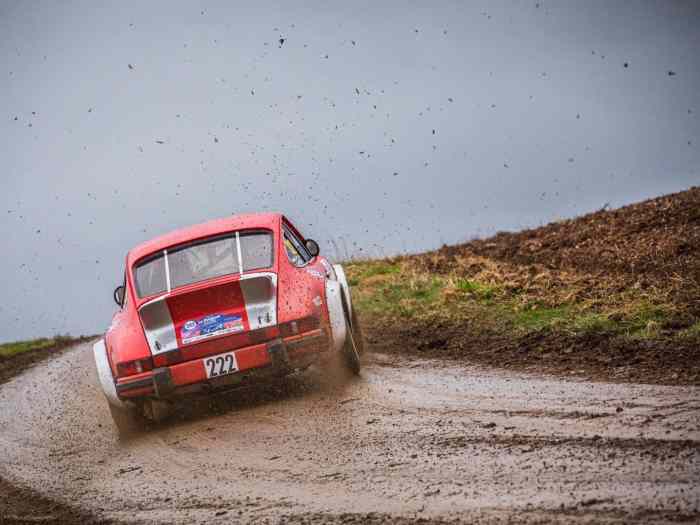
left=115, top=329, right=328, bottom=400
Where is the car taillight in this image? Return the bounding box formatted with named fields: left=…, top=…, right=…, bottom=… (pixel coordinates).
left=152, top=349, right=183, bottom=368
left=117, top=358, right=154, bottom=377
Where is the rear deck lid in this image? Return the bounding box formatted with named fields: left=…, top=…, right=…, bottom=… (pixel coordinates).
left=138, top=273, right=277, bottom=358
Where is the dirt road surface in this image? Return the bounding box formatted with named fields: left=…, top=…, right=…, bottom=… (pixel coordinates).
left=1, top=341, right=698, bottom=524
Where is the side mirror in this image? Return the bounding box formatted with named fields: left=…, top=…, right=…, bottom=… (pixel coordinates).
left=113, top=285, right=125, bottom=307
left=305, top=239, right=320, bottom=257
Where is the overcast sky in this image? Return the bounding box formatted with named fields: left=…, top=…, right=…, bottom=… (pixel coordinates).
left=1, top=1, right=699, bottom=342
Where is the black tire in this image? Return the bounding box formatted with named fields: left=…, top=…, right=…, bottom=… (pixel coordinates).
left=108, top=402, right=141, bottom=435
left=350, top=301, right=365, bottom=356
left=142, top=399, right=172, bottom=424
left=341, top=291, right=361, bottom=375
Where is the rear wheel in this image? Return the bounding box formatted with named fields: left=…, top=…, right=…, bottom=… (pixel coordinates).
left=350, top=301, right=365, bottom=356
left=142, top=399, right=172, bottom=424
left=108, top=402, right=141, bottom=435
left=341, top=292, right=361, bottom=375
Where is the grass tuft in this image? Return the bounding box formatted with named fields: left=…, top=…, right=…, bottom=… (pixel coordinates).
left=346, top=260, right=401, bottom=286
left=512, top=305, right=571, bottom=331
left=0, top=335, right=76, bottom=359
left=678, top=321, right=700, bottom=339
left=453, top=278, right=497, bottom=300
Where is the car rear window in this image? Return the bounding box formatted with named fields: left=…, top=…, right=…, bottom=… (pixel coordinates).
left=134, top=230, right=273, bottom=298
left=134, top=253, right=167, bottom=298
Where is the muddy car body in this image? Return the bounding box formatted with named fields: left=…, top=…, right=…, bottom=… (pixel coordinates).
left=94, top=213, right=362, bottom=431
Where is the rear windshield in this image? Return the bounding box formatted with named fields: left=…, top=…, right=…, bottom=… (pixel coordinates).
left=134, top=230, right=273, bottom=298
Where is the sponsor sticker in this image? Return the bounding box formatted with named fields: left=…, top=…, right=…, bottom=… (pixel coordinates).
left=306, top=268, right=325, bottom=280
left=180, top=313, right=244, bottom=344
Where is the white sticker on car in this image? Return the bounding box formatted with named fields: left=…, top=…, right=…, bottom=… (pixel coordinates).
left=203, top=351, right=239, bottom=379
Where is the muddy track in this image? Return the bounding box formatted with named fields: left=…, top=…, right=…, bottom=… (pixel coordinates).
left=0, top=342, right=698, bottom=524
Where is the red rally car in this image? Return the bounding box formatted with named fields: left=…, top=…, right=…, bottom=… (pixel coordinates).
left=93, top=213, right=363, bottom=431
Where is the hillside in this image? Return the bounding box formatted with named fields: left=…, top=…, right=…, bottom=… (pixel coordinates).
left=348, top=187, right=700, bottom=384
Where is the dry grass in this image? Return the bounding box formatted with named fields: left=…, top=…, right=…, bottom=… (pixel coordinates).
left=347, top=255, right=693, bottom=341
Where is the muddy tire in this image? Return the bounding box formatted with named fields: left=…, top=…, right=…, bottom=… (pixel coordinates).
left=108, top=402, right=141, bottom=435
left=350, top=302, right=365, bottom=355
left=341, top=292, right=361, bottom=375
left=142, top=399, right=172, bottom=424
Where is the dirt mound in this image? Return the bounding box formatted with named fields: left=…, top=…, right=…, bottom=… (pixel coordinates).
left=350, top=186, right=700, bottom=385
left=431, top=186, right=700, bottom=313
left=468, top=187, right=699, bottom=276
left=367, top=319, right=700, bottom=385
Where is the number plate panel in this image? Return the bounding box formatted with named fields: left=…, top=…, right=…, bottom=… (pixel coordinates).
left=203, top=351, right=239, bottom=379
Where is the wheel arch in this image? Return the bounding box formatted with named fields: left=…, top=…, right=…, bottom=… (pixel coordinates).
left=93, top=339, right=125, bottom=408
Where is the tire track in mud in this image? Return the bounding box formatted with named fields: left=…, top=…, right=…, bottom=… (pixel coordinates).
left=0, top=341, right=699, bottom=524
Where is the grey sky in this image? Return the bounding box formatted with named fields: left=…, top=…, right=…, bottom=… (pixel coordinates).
left=1, top=1, right=698, bottom=342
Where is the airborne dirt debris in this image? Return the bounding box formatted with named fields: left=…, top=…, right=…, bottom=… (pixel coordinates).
left=0, top=189, right=699, bottom=524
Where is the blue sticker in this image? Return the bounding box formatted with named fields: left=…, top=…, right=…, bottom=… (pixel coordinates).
left=181, top=313, right=244, bottom=343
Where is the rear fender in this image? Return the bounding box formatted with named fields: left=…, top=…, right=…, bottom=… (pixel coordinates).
left=93, top=339, right=125, bottom=408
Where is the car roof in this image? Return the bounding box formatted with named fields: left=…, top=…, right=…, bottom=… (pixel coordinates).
left=127, top=212, right=281, bottom=266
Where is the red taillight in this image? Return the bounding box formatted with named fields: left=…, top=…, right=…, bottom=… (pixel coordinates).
left=116, top=358, right=154, bottom=377
left=153, top=349, right=183, bottom=368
